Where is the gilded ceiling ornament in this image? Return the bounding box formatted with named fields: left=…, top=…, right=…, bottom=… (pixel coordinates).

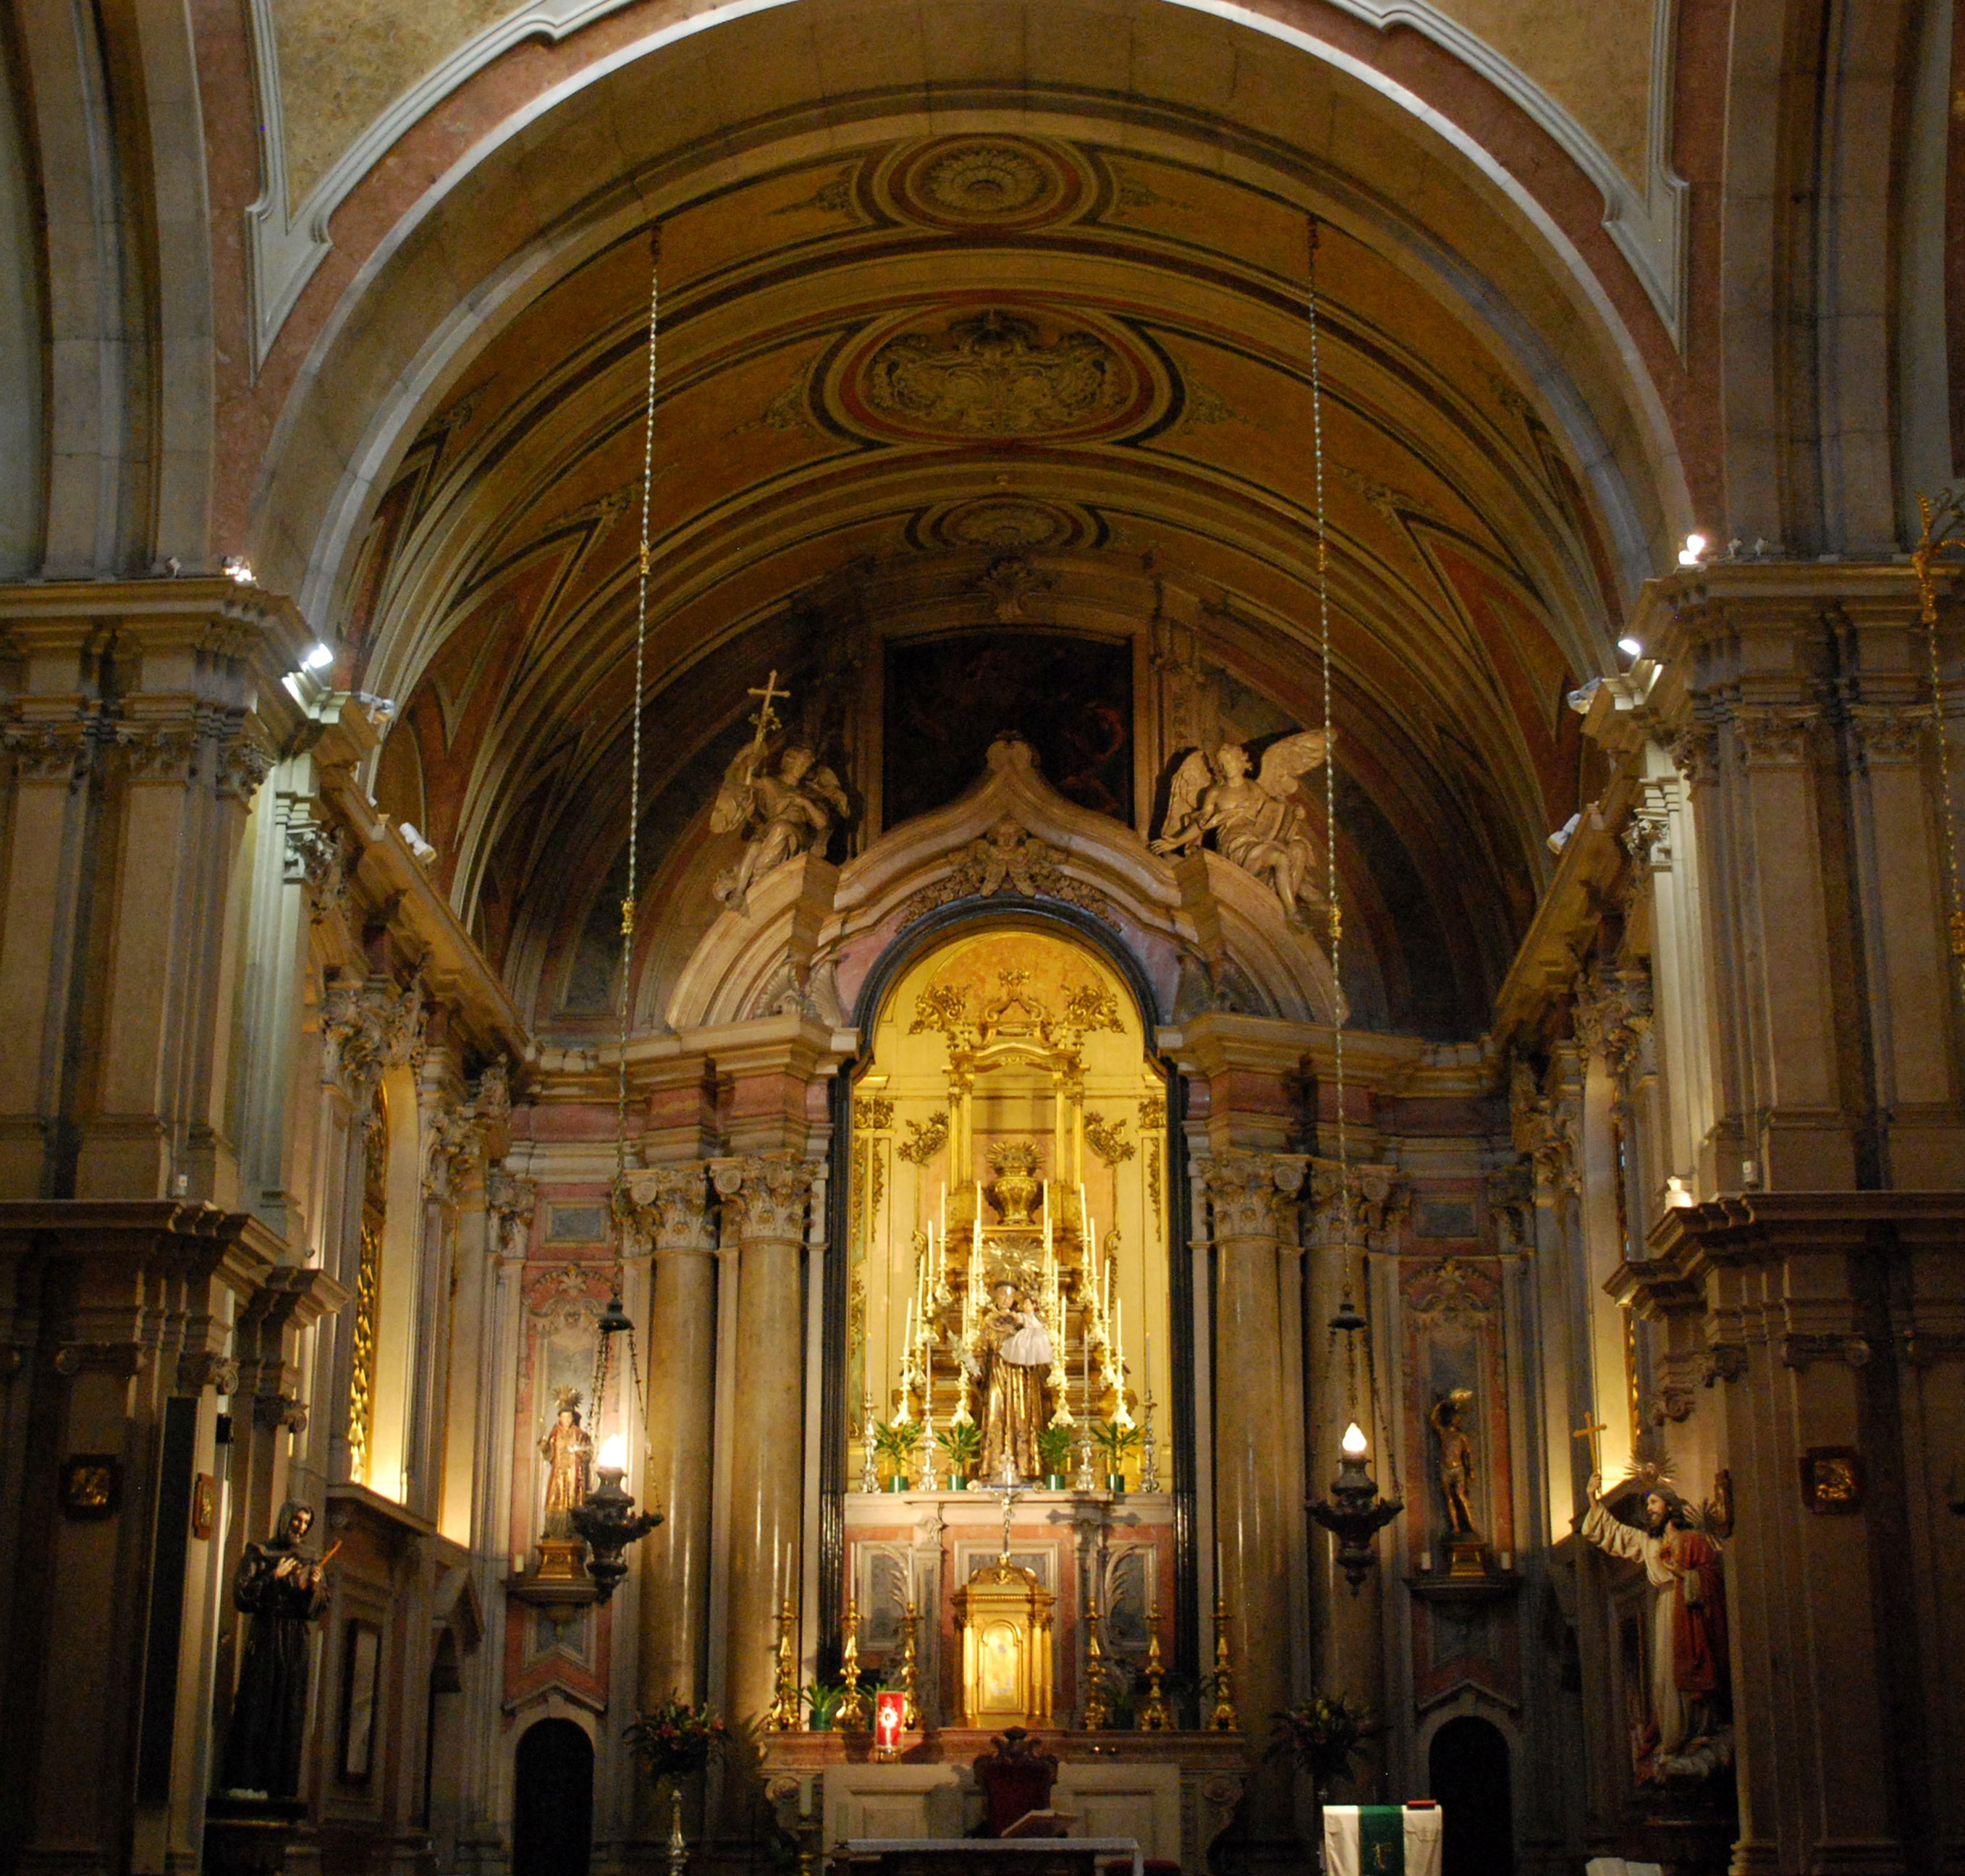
left=885, top=135, right=1081, bottom=229
left=941, top=499, right=1076, bottom=552
left=896, top=816, right=1118, bottom=929
left=1083, top=1112, right=1136, bottom=1167
left=861, top=310, right=1126, bottom=437
left=1153, top=733, right=1330, bottom=925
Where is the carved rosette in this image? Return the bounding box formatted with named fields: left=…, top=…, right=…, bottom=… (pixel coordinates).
left=616, top=1163, right=715, bottom=1254
left=711, top=1153, right=818, bottom=1245
left=321, top=973, right=425, bottom=1110
left=1201, top=1152, right=1306, bottom=1241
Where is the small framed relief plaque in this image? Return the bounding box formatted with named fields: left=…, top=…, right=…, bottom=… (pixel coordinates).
left=60, top=1454, right=122, bottom=1518
left=1800, top=1445, right=1864, bottom=1514
left=191, top=1473, right=218, bottom=1540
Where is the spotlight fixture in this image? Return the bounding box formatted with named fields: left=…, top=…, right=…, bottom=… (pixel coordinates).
left=221, top=555, right=255, bottom=585
left=302, top=642, right=335, bottom=672
left=1617, top=636, right=1644, bottom=659
left=1676, top=533, right=1707, bottom=567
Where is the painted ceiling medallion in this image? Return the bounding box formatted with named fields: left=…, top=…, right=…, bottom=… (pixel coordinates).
left=837, top=305, right=1159, bottom=443
left=940, top=499, right=1083, bottom=552
left=883, top=135, right=1087, bottom=231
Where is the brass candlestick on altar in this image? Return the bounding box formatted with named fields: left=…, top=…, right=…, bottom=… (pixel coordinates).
left=900, top=1598, right=922, bottom=1728
left=667, top=1786, right=687, bottom=1876
left=766, top=1597, right=799, bottom=1731
left=1207, top=1599, right=1239, bottom=1731
left=1139, top=1394, right=1160, bottom=1494
left=837, top=1594, right=869, bottom=1730
left=1138, top=1613, right=1172, bottom=1731
left=859, top=1395, right=880, bottom=1494
left=1081, top=1593, right=1110, bottom=1731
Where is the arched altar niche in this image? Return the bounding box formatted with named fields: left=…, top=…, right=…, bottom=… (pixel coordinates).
left=850, top=922, right=1170, bottom=1491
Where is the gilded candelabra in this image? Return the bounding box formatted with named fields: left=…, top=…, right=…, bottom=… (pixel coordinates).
left=1081, top=1593, right=1110, bottom=1731
left=765, top=1597, right=800, bottom=1731
left=837, top=1595, right=869, bottom=1731
left=899, top=1599, right=922, bottom=1728
left=1138, top=1614, right=1172, bottom=1731
left=1207, top=1600, right=1239, bottom=1731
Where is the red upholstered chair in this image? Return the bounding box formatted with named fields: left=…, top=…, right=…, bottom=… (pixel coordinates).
left=971, top=1729, right=1059, bottom=1837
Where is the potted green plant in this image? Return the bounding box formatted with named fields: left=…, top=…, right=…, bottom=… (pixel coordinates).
left=1091, top=1419, right=1141, bottom=1494
left=1038, top=1425, right=1074, bottom=1489
left=871, top=1418, right=921, bottom=1491
left=938, top=1419, right=982, bottom=1487
left=625, top=1697, right=730, bottom=1793
left=801, top=1679, right=846, bottom=1731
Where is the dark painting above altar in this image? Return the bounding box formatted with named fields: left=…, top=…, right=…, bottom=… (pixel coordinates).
left=883, top=631, right=1134, bottom=829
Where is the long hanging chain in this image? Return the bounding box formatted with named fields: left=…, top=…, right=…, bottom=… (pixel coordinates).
left=1913, top=489, right=1965, bottom=1006
left=1307, top=217, right=1399, bottom=1502
left=597, top=227, right=662, bottom=1435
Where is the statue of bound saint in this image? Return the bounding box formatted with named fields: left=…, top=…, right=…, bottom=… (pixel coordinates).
left=539, top=1387, right=594, bottom=1537
left=221, top=1501, right=330, bottom=1798
left=1583, top=1471, right=1731, bottom=1780
left=1429, top=1389, right=1478, bottom=1535
left=980, top=1281, right=1053, bottom=1482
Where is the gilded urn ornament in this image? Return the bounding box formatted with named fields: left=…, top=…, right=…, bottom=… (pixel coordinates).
left=984, top=1140, right=1043, bottom=1225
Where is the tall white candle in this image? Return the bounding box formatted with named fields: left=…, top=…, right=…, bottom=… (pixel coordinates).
left=1145, top=1327, right=1152, bottom=1399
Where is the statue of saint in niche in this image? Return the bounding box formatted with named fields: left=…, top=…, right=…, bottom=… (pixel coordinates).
left=1583, top=1471, right=1731, bottom=1780
left=220, top=1500, right=330, bottom=1798
left=980, top=1281, right=1053, bottom=1482
left=538, top=1387, right=594, bottom=1537
left=1153, top=732, right=1329, bottom=923
left=1429, top=1388, right=1479, bottom=1536
left=710, top=743, right=849, bottom=915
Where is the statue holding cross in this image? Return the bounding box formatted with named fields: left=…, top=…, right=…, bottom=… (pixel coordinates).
left=709, top=670, right=850, bottom=914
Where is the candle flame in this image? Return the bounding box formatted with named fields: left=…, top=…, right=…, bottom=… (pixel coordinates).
left=599, top=1433, right=627, bottom=1471
left=1341, top=1421, right=1369, bottom=1458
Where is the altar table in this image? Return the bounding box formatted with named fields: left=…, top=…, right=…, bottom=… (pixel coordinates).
left=839, top=1838, right=1145, bottom=1876
left=1320, top=1805, right=1444, bottom=1876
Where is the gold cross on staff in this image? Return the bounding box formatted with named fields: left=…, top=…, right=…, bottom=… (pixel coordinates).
left=746, top=669, right=790, bottom=747
left=1572, top=1416, right=1607, bottom=1476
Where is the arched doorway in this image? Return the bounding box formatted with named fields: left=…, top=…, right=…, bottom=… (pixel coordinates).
left=1429, top=1715, right=1513, bottom=1876
left=512, top=1718, right=593, bottom=1876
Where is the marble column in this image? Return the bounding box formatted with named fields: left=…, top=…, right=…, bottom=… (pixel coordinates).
left=620, top=1164, right=717, bottom=1707
left=711, top=1152, right=814, bottom=1724
left=1203, top=1150, right=1306, bottom=1867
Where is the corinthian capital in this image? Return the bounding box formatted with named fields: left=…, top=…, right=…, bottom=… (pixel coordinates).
left=1572, top=961, right=1654, bottom=1078
left=486, top=1170, right=538, bottom=1256
left=321, top=972, right=425, bottom=1107
left=423, top=1101, right=483, bottom=1204
left=710, top=1152, right=817, bottom=1244
left=1201, top=1151, right=1306, bottom=1241
left=617, top=1163, right=715, bottom=1253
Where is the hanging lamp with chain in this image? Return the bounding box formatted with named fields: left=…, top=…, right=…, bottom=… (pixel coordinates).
left=1299, top=216, right=1405, bottom=1591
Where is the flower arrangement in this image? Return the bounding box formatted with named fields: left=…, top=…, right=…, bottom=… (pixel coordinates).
left=1271, top=1692, right=1377, bottom=1791
left=625, top=1699, right=730, bottom=1786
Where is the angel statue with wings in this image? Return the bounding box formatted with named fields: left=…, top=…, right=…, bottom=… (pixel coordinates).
left=1151, top=732, right=1329, bottom=921
left=710, top=741, right=849, bottom=914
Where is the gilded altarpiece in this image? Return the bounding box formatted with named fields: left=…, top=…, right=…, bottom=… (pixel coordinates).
left=848, top=926, right=1171, bottom=1487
